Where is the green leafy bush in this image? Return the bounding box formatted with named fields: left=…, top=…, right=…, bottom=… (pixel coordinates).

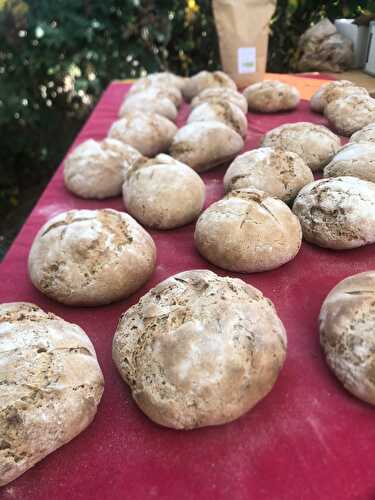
left=0, top=0, right=373, bottom=256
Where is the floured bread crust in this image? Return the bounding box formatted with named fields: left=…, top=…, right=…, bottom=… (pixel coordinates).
left=187, top=100, right=247, bottom=139
left=123, top=154, right=205, bottom=229
left=127, top=80, right=183, bottom=108
left=224, top=147, right=313, bottom=203
left=28, top=209, right=156, bottom=306
left=113, top=269, right=287, bottom=429
left=169, top=121, right=244, bottom=173
left=64, top=138, right=143, bottom=199
left=243, top=80, right=300, bottom=113
left=320, top=271, right=375, bottom=404
left=119, top=87, right=178, bottom=122
left=350, top=122, right=375, bottom=144
left=108, top=111, right=177, bottom=157
left=182, top=71, right=236, bottom=101
left=324, top=94, right=375, bottom=136
left=261, top=122, right=341, bottom=171
left=324, top=142, right=375, bottom=183
left=293, top=176, right=375, bottom=249
left=194, top=188, right=302, bottom=272
left=191, top=87, right=248, bottom=114
left=0, top=302, right=104, bottom=486
left=310, top=80, right=368, bottom=113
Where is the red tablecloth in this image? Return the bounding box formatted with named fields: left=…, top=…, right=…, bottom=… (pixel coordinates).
left=1, top=81, right=374, bottom=500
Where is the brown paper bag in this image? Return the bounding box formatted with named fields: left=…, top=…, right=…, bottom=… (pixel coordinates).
left=213, top=0, right=276, bottom=88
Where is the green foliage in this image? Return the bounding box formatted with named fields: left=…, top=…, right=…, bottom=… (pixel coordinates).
left=0, top=0, right=374, bottom=257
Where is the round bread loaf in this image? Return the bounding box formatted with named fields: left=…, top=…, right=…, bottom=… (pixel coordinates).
left=319, top=271, right=375, bottom=405
left=324, top=142, right=375, bottom=183
left=243, top=80, right=300, bottom=113
left=169, top=121, right=244, bottom=173
left=108, top=111, right=177, bottom=157
left=0, top=302, right=104, bottom=486
left=135, top=72, right=186, bottom=92
left=182, top=70, right=236, bottom=101
left=123, top=154, right=205, bottom=229
left=324, top=94, right=375, bottom=136
left=195, top=188, right=302, bottom=272
left=310, top=80, right=369, bottom=113
left=28, top=209, right=156, bottom=306
left=119, top=88, right=178, bottom=121
left=350, top=122, right=375, bottom=143
left=224, top=148, right=313, bottom=203
left=261, top=122, right=341, bottom=171
left=64, top=138, right=143, bottom=199
left=292, top=176, right=375, bottom=249
left=112, top=269, right=287, bottom=429
left=187, top=101, right=247, bottom=139
left=127, top=80, right=183, bottom=107
left=190, top=87, right=248, bottom=114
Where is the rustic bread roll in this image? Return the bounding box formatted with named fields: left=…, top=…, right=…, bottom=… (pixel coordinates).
left=119, top=88, right=178, bottom=121
left=324, top=94, right=375, bottom=136
left=310, top=80, right=369, bottom=113
left=64, top=138, right=143, bottom=199
left=0, top=302, right=104, bottom=486
left=169, top=121, right=244, bottom=173
left=261, top=122, right=341, bottom=171
left=108, top=111, right=177, bottom=157
left=319, top=271, right=375, bottom=405
left=190, top=87, right=248, bottom=114
left=243, top=80, right=300, bottom=113
left=113, top=269, right=287, bottom=429
left=127, top=80, right=183, bottom=107
left=292, top=176, right=375, bottom=249
left=182, top=70, right=236, bottom=101
left=195, top=189, right=302, bottom=272
left=133, top=72, right=186, bottom=92
left=123, top=154, right=205, bottom=229
left=350, top=122, right=375, bottom=143
left=224, top=148, right=313, bottom=203
left=324, top=142, right=375, bottom=183
left=28, top=209, right=156, bottom=306
left=187, top=101, right=247, bottom=139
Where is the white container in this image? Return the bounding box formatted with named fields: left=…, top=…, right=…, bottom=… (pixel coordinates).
left=335, top=19, right=369, bottom=68
left=365, top=21, right=375, bottom=76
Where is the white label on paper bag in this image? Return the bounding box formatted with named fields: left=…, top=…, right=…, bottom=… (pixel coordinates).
left=238, top=47, right=256, bottom=74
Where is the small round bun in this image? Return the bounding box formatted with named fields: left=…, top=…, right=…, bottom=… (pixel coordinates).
left=324, top=142, right=375, bottom=183
left=64, top=138, right=143, bottom=199
left=243, top=80, right=300, bottom=113
left=187, top=101, right=247, bottom=139
left=119, top=87, right=178, bottom=121
left=108, top=111, right=177, bottom=157
left=224, top=148, right=313, bottom=203
left=182, top=71, right=236, bottom=101
left=319, top=271, right=375, bottom=405
left=0, top=302, right=104, bottom=486
left=28, top=209, right=156, bottom=306
left=310, top=80, right=368, bottom=113
left=324, top=94, right=375, bottom=136
left=134, top=72, right=186, bottom=92
left=350, top=122, right=375, bottom=144
left=169, top=121, right=244, bottom=172
left=195, top=188, right=302, bottom=272
left=191, top=87, right=248, bottom=114
left=123, top=154, right=205, bottom=229
left=127, top=80, right=183, bottom=107
left=261, top=122, right=340, bottom=171
left=113, top=269, right=287, bottom=429
left=293, top=176, right=375, bottom=249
